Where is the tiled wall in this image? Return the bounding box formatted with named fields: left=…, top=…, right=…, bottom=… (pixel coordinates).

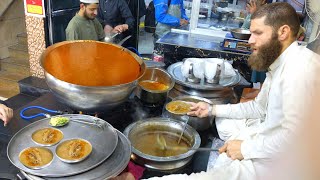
left=25, top=15, right=45, bottom=78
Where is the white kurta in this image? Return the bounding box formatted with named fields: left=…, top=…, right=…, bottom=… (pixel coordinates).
left=145, top=42, right=320, bottom=180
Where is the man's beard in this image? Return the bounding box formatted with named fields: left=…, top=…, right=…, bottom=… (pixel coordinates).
left=248, top=33, right=282, bottom=71
left=84, top=10, right=94, bottom=20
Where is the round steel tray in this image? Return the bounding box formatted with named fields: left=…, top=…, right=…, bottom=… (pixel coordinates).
left=21, top=130, right=131, bottom=180
left=167, top=62, right=240, bottom=90
left=8, top=114, right=118, bottom=177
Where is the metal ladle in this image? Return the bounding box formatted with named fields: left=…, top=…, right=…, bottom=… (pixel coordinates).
left=177, top=115, right=189, bottom=144
left=156, top=134, right=219, bottom=152
left=104, top=33, right=120, bottom=43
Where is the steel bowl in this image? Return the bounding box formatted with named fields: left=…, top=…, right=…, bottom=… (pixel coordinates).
left=166, top=96, right=214, bottom=131
left=230, top=28, right=251, bottom=40
left=40, top=41, right=146, bottom=112
left=135, top=68, right=175, bottom=105
left=123, top=118, right=201, bottom=171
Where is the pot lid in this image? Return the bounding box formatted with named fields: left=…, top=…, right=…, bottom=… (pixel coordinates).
left=167, top=62, right=240, bottom=90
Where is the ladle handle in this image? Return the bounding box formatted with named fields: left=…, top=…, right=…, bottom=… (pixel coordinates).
left=20, top=106, right=63, bottom=121
left=190, top=147, right=220, bottom=151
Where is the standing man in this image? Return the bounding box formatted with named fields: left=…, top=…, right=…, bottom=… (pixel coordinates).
left=97, top=0, right=135, bottom=47
left=154, top=0, right=189, bottom=40
left=65, top=0, right=105, bottom=41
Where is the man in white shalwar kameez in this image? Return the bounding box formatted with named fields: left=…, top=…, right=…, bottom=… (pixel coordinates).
left=112, top=3, right=320, bottom=180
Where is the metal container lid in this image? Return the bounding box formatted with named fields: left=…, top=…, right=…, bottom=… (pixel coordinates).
left=167, top=62, right=240, bottom=90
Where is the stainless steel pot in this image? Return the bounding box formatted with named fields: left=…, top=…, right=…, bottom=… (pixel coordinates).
left=40, top=41, right=146, bottom=112
left=123, top=118, right=201, bottom=171
left=135, top=68, right=175, bottom=104
left=230, top=28, right=251, bottom=40
left=166, top=96, right=214, bottom=131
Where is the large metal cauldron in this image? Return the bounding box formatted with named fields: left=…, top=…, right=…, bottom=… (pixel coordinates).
left=124, top=118, right=201, bottom=171
left=40, top=41, right=146, bottom=112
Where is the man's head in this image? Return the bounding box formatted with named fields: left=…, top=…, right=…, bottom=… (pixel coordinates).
left=247, top=2, right=300, bottom=71
left=79, top=0, right=99, bottom=20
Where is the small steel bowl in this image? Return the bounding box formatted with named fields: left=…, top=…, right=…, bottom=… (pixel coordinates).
left=19, top=147, right=54, bottom=170
left=55, top=138, right=92, bottom=163
left=166, top=96, right=214, bottom=131
left=230, top=28, right=251, bottom=40
left=31, top=127, right=64, bottom=147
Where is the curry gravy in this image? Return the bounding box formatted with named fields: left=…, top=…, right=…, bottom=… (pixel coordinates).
left=32, top=128, right=64, bottom=146
left=43, top=42, right=141, bottom=86
left=19, top=147, right=53, bottom=169
left=132, top=132, right=191, bottom=157
left=139, top=80, right=169, bottom=91
left=56, top=139, right=92, bottom=161
left=166, top=100, right=192, bottom=115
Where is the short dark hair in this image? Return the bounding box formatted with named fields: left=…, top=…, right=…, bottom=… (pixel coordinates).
left=251, top=2, right=300, bottom=38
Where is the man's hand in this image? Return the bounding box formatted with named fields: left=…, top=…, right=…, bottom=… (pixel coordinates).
left=246, top=0, right=257, bottom=14
left=104, top=25, right=113, bottom=34
left=219, top=140, right=244, bottom=160
left=113, top=24, right=129, bottom=33
left=180, top=19, right=189, bottom=26
left=110, top=172, right=135, bottom=180
left=187, top=102, right=210, bottom=118
left=0, top=104, right=13, bottom=127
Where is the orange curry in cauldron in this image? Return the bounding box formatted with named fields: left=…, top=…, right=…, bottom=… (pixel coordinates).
left=43, top=41, right=141, bottom=86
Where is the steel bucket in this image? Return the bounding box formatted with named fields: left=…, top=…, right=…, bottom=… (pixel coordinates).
left=40, top=41, right=146, bottom=112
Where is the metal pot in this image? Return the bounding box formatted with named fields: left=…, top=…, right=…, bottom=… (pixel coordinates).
left=230, top=28, right=251, bottom=40
left=135, top=68, right=175, bottom=104
left=40, top=41, right=146, bottom=112
left=166, top=96, right=214, bottom=131
left=123, top=118, right=201, bottom=171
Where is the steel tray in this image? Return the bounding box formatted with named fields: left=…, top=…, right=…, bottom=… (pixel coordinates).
left=167, top=62, right=240, bottom=90
left=21, top=130, right=131, bottom=180
left=7, top=114, right=118, bottom=177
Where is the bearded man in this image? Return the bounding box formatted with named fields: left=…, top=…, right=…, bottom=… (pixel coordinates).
left=128, top=2, right=320, bottom=180
left=65, top=0, right=105, bottom=41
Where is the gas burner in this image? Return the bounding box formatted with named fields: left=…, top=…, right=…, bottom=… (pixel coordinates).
left=132, top=96, right=165, bottom=108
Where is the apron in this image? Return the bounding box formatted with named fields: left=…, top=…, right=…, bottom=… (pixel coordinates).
left=155, top=3, right=181, bottom=37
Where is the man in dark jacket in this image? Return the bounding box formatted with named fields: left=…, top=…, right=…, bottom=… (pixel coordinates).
left=97, top=0, right=134, bottom=37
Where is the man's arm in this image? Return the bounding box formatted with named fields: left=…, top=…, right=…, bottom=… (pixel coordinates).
left=180, top=0, right=189, bottom=20
left=65, top=20, right=80, bottom=40
left=154, top=0, right=180, bottom=27
left=94, top=19, right=105, bottom=41
left=119, top=0, right=135, bottom=30
left=215, top=76, right=269, bottom=119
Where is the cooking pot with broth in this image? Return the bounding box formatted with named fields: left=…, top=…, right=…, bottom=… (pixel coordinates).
left=123, top=118, right=201, bottom=171
left=135, top=68, right=174, bottom=105
left=40, top=41, right=146, bottom=112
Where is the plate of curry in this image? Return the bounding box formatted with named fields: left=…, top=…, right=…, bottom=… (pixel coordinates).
left=55, top=138, right=92, bottom=163
left=31, top=128, right=64, bottom=146
left=166, top=100, right=192, bottom=115
left=19, top=147, right=53, bottom=170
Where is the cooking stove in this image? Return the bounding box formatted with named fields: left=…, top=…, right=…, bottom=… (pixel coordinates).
left=2, top=93, right=218, bottom=179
